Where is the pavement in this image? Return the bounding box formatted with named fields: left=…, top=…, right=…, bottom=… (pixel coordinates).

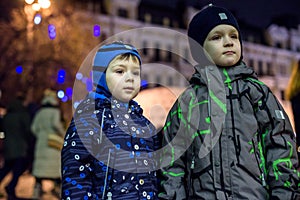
left=0, top=172, right=59, bottom=200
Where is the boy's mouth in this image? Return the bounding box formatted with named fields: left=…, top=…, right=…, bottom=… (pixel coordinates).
left=123, top=87, right=134, bottom=91
left=223, top=51, right=235, bottom=55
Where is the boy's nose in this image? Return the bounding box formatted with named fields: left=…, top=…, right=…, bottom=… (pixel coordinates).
left=125, top=72, right=134, bottom=81
left=224, top=36, right=233, bottom=46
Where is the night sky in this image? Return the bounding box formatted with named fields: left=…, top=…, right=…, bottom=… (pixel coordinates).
left=1, top=0, right=300, bottom=29
left=188, top=0, right=300, bottom=29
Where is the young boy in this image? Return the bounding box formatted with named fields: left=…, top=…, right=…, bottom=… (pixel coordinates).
left=159, top=4, right=300, bottom=200
left=62, top=42, right=159, bottom=199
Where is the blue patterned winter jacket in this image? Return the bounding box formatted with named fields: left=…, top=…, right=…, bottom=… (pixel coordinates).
left=61, top=93, right=159, bottom=200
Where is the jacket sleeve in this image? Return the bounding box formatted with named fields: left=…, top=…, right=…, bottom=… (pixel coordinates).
left=253, top=84, right=300, bottom=199
left=22, top=111, right=32, bottom=138
left=52, top=109, right=65, bottom=136
left=159, top=89, right=199, bottom=200
left=61, top=118, right=99, bottom=200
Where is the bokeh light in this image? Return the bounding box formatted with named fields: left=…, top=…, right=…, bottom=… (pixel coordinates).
left=34, top=14, right=42, bottom=25
left=57, top=90, right=65, bottom=99
left=141, top=79, right=148, bottom=88
left=86, top=78, right=93, bottom=92
left=76, top=72, right=83, bottom=80
left=16, top=66, right=23, bottom=74
left=32, top=3, right=41, bottom=11
left=25, top=0, right=34, bottom=4
left=38, top=0, right=51, bottom=9
left=93, top=24, right=101, bottom=37
left=48, top=24, right=56, bottom=40
left=61, top=95, right=68, bottom=102
left=57, top=69, right=65, bottom=84
left=73, top=101, right=80, bottom=109
left=66, top=87, right=73, bottom=98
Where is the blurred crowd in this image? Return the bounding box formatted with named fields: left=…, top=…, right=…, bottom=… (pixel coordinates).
left=0, top=89, right=66, bottom=200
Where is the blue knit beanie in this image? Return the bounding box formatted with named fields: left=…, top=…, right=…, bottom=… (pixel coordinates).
left=187, top=4, right=242, bottom=64
left=92, top=42, right=141, bottom=92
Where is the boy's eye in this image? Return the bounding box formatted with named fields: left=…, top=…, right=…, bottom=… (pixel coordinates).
left=133, top=71, right=140, bottom=76
left=230, top=34, right=238, bottom=39
left=211, top=35, right=221, bottom=40
left=115, top=69, right=124, bottom=74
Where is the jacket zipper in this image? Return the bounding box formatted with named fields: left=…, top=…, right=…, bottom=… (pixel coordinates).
left=102, top=148, right=112, bottom=199
left=99, top=108, right=105, bottom=144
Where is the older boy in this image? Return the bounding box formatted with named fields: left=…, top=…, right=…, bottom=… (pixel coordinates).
left=159, top=4, right=300, bottom=200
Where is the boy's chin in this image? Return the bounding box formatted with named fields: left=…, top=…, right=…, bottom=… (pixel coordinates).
left=218, top=60, right=239, bottom=67
left=114, top=95, right=136, bottom=103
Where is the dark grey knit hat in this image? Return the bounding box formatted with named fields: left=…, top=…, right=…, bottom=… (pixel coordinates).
left=187, top=4, right=242, bottom=64
left=188, top=4, right=241, bottom=46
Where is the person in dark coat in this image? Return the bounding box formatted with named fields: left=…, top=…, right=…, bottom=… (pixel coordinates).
left=159, top=4, right=300, bottom=200
left=62, top=42, right=159, bottom=199
left=0, top=96, right=31, bottom=199
left=0, top=103, right=6, bottom=168
left=286, top=60, right=300, bottom=159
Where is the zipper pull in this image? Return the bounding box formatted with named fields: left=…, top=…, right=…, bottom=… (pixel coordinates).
left=191, top=159, right=195, bottom=170
left=107, top=191, right=112, bottom=200
left=261, top=173, right=266, bottom=187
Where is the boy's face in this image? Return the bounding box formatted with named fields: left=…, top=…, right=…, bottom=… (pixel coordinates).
left=106, top=56, right=141, bottom=102
left=203, top=24, right=241, bottom=67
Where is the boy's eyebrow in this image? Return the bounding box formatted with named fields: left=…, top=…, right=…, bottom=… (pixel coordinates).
left=211, top=29, right=238, bottom=35
left=111, top=64, right=140, bottom=69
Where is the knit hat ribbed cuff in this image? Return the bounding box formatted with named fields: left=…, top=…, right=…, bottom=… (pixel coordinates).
left=92, top=42, right=141, bottom=89
left=188, top=4, right=241, bottom=47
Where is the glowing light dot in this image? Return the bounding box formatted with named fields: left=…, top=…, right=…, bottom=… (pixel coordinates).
left=86, top=78, right=93, bottom=92
left=32, top=3, right=41, bottom=11
left=93, top=24, right=101, bottom=37
left=73, top=101, right=80, bottom=109
left=57, top=90, right=65, bottom=99
left=25, top=0, right=34, bottom=4
left=48, top=24, right=56, bottom=40
left=34, top=14, right=42, bottom=25
left=66, top=87, right=73, bottom=97
left=61, top=96, right=68, bottom=102
left=38, top=0, right=51, bottom=9
left=57, top=69, right=65, bottom=84
left=76, top=72, right=83, bottom=80
left=82, top=77, right=88, bottom=84
left=16, top=66, right=23, bottom=74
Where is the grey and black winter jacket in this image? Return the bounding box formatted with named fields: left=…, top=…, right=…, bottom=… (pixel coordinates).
left=159, top=63, right=300, bottom=200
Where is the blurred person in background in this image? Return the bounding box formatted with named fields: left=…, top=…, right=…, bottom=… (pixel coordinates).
left=0, top=103, right=6, bottom=168
left=31, top=89, right=65, bottom=199
left=285, top=60, right=300, bottom=159
left=0, top=89, right=5, bottom=168
left=0, top=95, right=31, bottom=200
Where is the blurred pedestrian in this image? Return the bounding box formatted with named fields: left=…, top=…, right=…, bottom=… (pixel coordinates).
left=0, top=103, right=6, bottom=168
left=285, top=60, right=300, bottom=158
left=31, top=89, right=65, bottom=199
left=24, top=88, right=41, bottom=175
left=0, top=96, right=31, bottom=200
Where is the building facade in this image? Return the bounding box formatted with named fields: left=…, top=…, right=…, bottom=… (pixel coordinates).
left=72, top=0, right=300, bottom=102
